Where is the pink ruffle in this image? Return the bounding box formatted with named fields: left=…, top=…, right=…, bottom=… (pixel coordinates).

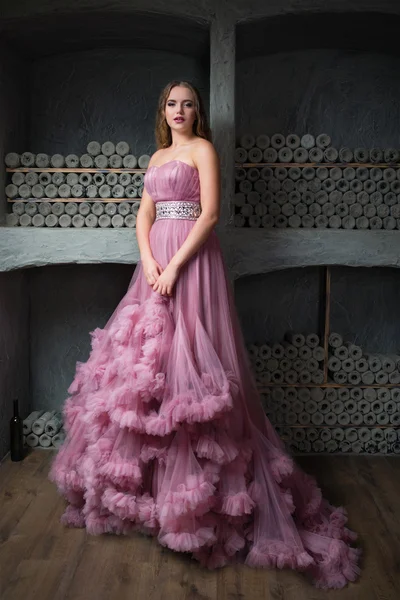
left=300, top=531, right=362, bottom=589
left=109, top=406, right=147, bottom=433
left=159, top=527, right=217, bottom=552
left=55, top=467, right=84, bottom=493
left=136, top=493, right=158, bottom=529
left=218, top=491, right=256, bottom=517
left=99, top=460, right=142, bottom=487
left=140, top=438, right=170, bottom=464
left=245, top=541, right=315, bottom=570
left=165, top=388, right=233, bottom=426
left=159, top=486, right=215, bottom=525
left=101, top=488, right=138, bottom=520
left=85, top=512, right=116, bottom=536
left=224, top=529, right=246, bottom=556
left=49, top=291, right=361, bottom=590
left=195, top=430, right=239, bottom=465
left=60, top=504, right=85, bottom=528
left=270, top=452, right=295, bottom=483
left=302, top=505, right=358, bottom=544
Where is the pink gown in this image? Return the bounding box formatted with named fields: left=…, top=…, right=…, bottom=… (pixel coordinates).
left=49, top=159, right=361, bottom=589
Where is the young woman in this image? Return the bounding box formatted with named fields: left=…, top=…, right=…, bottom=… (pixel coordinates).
left=49, top=80, right=361, bottom=589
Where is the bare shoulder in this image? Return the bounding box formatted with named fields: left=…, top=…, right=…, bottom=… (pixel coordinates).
left=148, top=148, right=166, bottom=167
left=192, top=139, right=219, bottom=168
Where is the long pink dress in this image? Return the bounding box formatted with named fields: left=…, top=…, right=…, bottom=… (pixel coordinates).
left=49, top=159, right=361, bottom=589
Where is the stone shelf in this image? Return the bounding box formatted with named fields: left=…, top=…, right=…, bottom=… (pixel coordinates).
left=1, top=226, right=400, bottom=275
left=0, top=227, right=141, bottom=272
left=224, top=228, right=400, bottom=279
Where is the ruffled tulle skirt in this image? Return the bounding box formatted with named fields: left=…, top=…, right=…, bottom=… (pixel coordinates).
left=49, top=219, right=361, bottom=589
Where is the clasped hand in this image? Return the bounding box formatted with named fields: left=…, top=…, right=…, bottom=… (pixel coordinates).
left=142, top=256, right=180, bottom=296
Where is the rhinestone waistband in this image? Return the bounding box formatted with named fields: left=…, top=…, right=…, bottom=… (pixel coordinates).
left=155, top=201, right=201, bottom=221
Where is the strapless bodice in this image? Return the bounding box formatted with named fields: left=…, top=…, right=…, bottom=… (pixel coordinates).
left=144, top=160, right=200, bottom=204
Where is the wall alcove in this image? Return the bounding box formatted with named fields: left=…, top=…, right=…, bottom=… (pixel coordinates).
left=0, top=10, right=210, bottom=226
left=231, top=8, right=400, bottom=456
left=0, top=7, right=210, bottom=458
left=235, top=264, right=400, bottom=456
left=236, top=11, right=400, bottom=145
left=231, top=9, right=400, bottom=274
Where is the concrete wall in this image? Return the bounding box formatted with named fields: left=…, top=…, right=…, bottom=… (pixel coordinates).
left=0, top=0, right=213, bottom=21
left=0, top=271, right=30, bottom=459
left=235, top=265, right=400, bottom=354
left=3, top=0, right=400, bottom=22
left=29, top=264, right=135, bottom=411
left=0, top=44, right=28, bottom=224
left=29, top=48, right=209, bottom=156
left=235, top=267, right=323, bottom=345
left=0, top=45, right=30, bottom=459
left=330, top=266, right=400, bottom=354
left=236, top=48, right=400, bottom=147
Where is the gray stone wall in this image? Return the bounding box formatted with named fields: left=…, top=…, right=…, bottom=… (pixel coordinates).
left=235, top=265, right=400, bottom=354
left=0, top=0, right=213, bottom=20
left=2, top=0, right=400, bottom=22
left=0, top=45, right=30, bottom=459
left=236, top=49, right=400, bottom=147
left=29, top=264, right=135, bottom=411
left=0, top=44, right=28, bottom=225
left=0, top=271, right=30, bottom=459
left=29, top=48, right=209, bottom=157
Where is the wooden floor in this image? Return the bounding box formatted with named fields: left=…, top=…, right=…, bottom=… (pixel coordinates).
left=0, top=450, right=399, bottom=600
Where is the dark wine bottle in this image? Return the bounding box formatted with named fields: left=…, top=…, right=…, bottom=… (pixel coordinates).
left=10, top=398, right=24, bottom=461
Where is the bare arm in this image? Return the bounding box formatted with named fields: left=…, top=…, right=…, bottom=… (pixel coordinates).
left=136, top=185, right=156, bottom=261
left=136, top=152, right=164, bottom=286
left=169, top=142, right=220, bottom=270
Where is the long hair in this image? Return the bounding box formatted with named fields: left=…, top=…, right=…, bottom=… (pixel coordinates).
left=155, top=80, right=212, bottom=149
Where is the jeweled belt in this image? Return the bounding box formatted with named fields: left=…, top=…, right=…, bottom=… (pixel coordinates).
left=155, top=201, right=201, bottom=221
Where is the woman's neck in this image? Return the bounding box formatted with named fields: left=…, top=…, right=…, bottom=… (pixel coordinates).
left=170, top=132, right=197, bottom=148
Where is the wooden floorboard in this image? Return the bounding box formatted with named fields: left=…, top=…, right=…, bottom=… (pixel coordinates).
left=0, top=450, right=399, bottom=600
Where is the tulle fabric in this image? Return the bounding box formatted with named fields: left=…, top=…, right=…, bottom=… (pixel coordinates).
left=49, top=160, right=361, bottom=589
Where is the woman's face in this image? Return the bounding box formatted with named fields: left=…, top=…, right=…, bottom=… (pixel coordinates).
left=164, top=86, right=197, bottom=134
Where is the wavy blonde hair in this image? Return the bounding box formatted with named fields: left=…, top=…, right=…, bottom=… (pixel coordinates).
left=155, top=80, right=212, bottom=149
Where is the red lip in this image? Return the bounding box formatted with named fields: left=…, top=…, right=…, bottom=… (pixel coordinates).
left=174, top=118, right=185, bottom=122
